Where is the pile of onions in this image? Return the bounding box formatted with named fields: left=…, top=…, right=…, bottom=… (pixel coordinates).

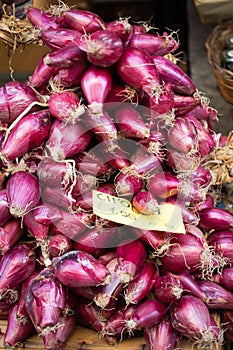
left=0, top=3, right=231, bottom=350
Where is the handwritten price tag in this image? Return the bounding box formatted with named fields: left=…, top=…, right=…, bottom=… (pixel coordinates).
left=92, top=190, right=185, bottom=234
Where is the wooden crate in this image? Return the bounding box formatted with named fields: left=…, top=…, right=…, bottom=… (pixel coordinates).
left=0, top=316, right=223, bottom=350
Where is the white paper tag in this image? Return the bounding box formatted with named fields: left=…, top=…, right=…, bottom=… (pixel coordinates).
left=92, top=190, right=185, bottom=234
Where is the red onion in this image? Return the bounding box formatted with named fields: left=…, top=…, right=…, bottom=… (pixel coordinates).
left=117, top=47, right=161, bottom=96
left=134, top=228, right=173, bottom=256
left=167, top=197, right=199, bottom=225
left=74, top=151, right=110, bottom=177
left=152, top=55, right=196, bottom=95
left=52, top=61, right=87, bottom=88
left=50, top=210, right=90, bottom=241
left=23, top=210, right=49, bottom=241
left=160, top=233, right=219, bottom=278
left=48, top=90, right=85, bottom=123
left=0, top=218, right=24, bottom=254
left=222, top=310, right=233, bottom=342
left=3, top=302, right=35, bottom=348
left=40, top=28, right=82, bottom=49
left=1, top=109, right=51, bottom=162
left=126, top=298, right=167, bottom=330
left=144, top=317, right=182, bottom=350
left=93, top=258, right=124, bottom=310
left=207, top=230, right=233, bottom=264
left=106, top=18, right=132, bottom=43
left=170, top=295, right=220, bottom=347
left=44, top=43, right=86, bottom=69
left=173, top=94, right=201, bottom=116
left=73, top=226, right=118, bottom=257
left=78, top=30, right=124, bottom=67
left=213, top=267, right=233, bottom=291
left=115, top=239, right=146, bottom=283
left=125, top=261, right=159, bottom=305
left=0, top=81, right=41, bottom=123
left=128, top=143, right=161, bottom=176
left=48, top=234, right=73, bottom=257
left=0, top=189, right=11, bottom=226
left=53, top=250, right=111, bottom=288
left=197, top=280, right=233, bottom=309
left=115, top=171, right=143, bottom=197
left=26, top=6, right=60, bottom=30
left=114, top=104, right=149, bottom=139
left=154, top=275, right=184, bottom=304
left=81, top=65, right=112, bottom=114
left=0, top=243, right=36, bottom=303
left=185, top=103, right=218, bottom=121
left=199, top=207, right=233, bottom=231
left=105, top=303, right=137, bottom=336
left=147, top=171, right=180, bottom=199
left=6, top=171, right=40, bottom=218
left=165, top=148, right=200, bottom=173
left=29, top=55, right=59, bottom=88
left=37, top=156, right=71, bottom=188
left=33, top=203, right=62, bottom=226
left=25, top=267, right=67, bottom=335
left=45, top=119, right=91, bottom=161
left=167, top=116, right=197, bottom=154
left=132, top=190, right=159, bottom=214
left=63, top=9, right=105, bottom=34
left=128, top=32, right=179, bottom=56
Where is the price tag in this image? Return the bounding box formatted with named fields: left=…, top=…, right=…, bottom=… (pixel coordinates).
left=92, top=190, right=185, bottom=234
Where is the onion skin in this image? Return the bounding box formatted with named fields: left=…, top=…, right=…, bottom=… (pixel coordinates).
left=144, top=318, right=182, bottom=350
left=44, top=43, right=86, bottom=69
left=33, top=203, right=62, bottom=226
left=125, top=261, right=159, bottom=305
left=207, top=230, right=233, bottom=264
left=23, top=209, right=49, bottom=241
left=52, top=61, right=87, bottom=88
left=63, top=9, right=105, bottom=34
left=199, top=207, right=233, bottom=231
left=132, top=190, right=159, bottom=214
left=1, top=109, right=51, bottom=161
left=37, top=157, right=69, bottom=188
left=170, top=295, right=219, bottom=344
left=115, top=172, right=143, bottom=197
left=167, top=117, right=197, bottom=154
left=106, top=18, right=132, bottom=43
left=0, top=81, right=40, bottom=123
left=26, top=6, right=60, bottom=30
left=154, top=275, right=183, bottom=304
left=48, top=234, right=73, bottom=258
left=6, top=171, right=40, bottom=219
left=152, top=55, right=196, bottom=95
left=53, top=250, right=111, bottom=288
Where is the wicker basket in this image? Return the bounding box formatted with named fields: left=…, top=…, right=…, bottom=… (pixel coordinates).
left=205, top=18, right=233, bottom=104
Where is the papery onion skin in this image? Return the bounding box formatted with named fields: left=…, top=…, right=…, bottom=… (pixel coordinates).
left=197, top=280, right=233, bottom=309
left=26, top=6, right=60, bottom=30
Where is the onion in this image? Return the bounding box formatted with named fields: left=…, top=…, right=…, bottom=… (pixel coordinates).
left=48, top=90, right=85, bottom=124
left=52, top=61, right=87, bottom=88
left=1, top=109, right=51, bottom=162
left=0, top=81, right=40, bottom=123
left=106, top=18, right=132, bottom=43
left=213, top=267, right=233, bottom=291
left=173, top=94, right=201, bottom=116
left=0, top=218, right=24, bottom=255
left=40, top=28, right=82, bottom=49
left=44, top=43, right=86, bottom=69
left=78, top=30, right=124, bottom=67
left=117, top=47, right=161, bottom=96
left=207, top=230, right=233, bottom=264
left=132, top=190, right=159, bottom=214
left=152, top=55, right=196, bottom=95
left=0, top=189, right=11, bottom=226
left=170, top=295, right=220, bottom=347
left=29, top=55, right=59, bottom=88
left=45, top=119, right=91, bottom=161
left=144, top=317, right=182, bottom=350
left=147, top=171, right=180, bottom=199
left=115, top=239, right=147, bottom=283
left=197, top=280, right=233, bottom=309
left=128, top=32, right=179, bottom=56
left=63, top=9, right=105, bottom=34
left=154, top=275, right=184, bottom=304
left=199, top=207, right=233, bottom=231
left=48, top=234, right=73, bottom=258
left=6, top=171, right=40, bottom=218
left=52, top=250, right=111, bottom=288
left=125, top=261, right=159, bottom=305
left=26, top=6, right=60, bottom=30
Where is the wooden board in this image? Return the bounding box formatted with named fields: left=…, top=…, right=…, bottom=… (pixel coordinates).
left=0, top=319, right=223, bottom=350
